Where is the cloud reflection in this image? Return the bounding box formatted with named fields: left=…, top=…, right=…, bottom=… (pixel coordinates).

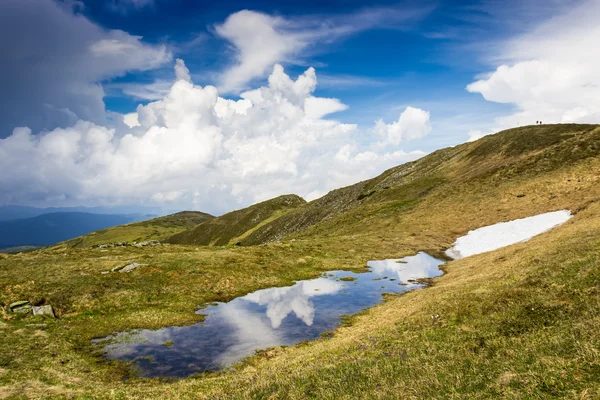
left=367, top=252, right=444, bottom=283
left=243, top=278, right=343, bottom=328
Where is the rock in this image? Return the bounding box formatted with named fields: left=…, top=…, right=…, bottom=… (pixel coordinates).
left=32, top=305, right=55, bottom=318
left=118, top=262, right=148, bottom=273
left=133, top=240, right=160, bottom=247
left=9, top=300, right=32, bottom=313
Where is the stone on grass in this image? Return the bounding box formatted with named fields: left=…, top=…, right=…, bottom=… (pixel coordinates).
left=9, top=301, right=32, bottom=313
left=119, top=262, right=148, bottom=273
left=32, top=305, right=55, bottom=318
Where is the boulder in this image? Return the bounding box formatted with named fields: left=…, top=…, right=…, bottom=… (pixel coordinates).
left=32, top=305, right=55, bottom=318
left=9, top=300, right=32, bottom=313
left=119, top=262, right=148, bottom=273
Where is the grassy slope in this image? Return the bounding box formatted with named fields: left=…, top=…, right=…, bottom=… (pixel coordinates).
left=244, top=124, right=600, bottom=246
left=166, top=194, right=306, bottom=246
left=62, top=211, right=214, bottom=248
left=0, top=124, right=599, bottom=398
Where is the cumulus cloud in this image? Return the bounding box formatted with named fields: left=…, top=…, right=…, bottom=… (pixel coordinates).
left=373, top=106, right=432, bottom=145
left=123, top=113, right=140, bottom=128
left=466, top=0, right=600, bottom=132
left=0, top=0, right=171, bottom=137
left=215, top=7, right=433, bottom=93
left=174, top=59, right=192, bottom=83
left=215, top=11, right=307, bottom=93
left=0, top=62, right=429, bottom=214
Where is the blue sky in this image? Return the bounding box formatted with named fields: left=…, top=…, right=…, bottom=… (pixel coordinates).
left=0, top=0, right=598, bottom=214
left=96, top=0, right=508, bottom=148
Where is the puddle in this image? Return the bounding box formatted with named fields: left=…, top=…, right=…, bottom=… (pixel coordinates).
left=95, top=210, right=574, bottom=378
left=95, top=252, right=444, bottom=378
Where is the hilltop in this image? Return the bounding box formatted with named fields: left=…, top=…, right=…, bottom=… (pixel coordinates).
left=243, top=124, right=600, bottom=246
left=166, top=194, right=305, bottom=246
left=1, top=124, right=599, bottom=398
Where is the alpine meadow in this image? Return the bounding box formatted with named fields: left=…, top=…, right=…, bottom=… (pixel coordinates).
left=2, top=1, right=600, bottom=399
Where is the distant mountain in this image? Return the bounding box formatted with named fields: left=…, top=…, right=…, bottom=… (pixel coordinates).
left=0, top=205, right=167, bottom=222
left=0, top=212, right=154, bottom=249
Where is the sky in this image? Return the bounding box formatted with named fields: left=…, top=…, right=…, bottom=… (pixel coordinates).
left=0, top=0, right=598, bottom=215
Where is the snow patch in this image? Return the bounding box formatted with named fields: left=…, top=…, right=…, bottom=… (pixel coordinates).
left=446, top=210, right=572, bottom=259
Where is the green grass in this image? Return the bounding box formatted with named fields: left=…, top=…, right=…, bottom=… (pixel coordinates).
left=166, top=194, right=305, bottom=246
left=61, top=211, right=214, bottom=248
left=245, top=124, right=600, bottom=245
left=0, top=124, right=599, bottom=398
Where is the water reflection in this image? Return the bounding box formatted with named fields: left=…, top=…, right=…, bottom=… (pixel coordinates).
left=244, top=278, right=343, bottom=328
left=367, top=252, right=444, bottom=282
left=97, top=252, right=444, bottom=378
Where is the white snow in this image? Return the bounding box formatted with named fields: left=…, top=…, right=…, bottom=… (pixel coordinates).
left=445, top=210, right=572, bottom=259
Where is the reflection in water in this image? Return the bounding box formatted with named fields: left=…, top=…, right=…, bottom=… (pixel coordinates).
left=244, top=278, right=343, bottom=328
left=96, top=252, right=444, bottom=378
left=367, top=252, right=444, bottom=282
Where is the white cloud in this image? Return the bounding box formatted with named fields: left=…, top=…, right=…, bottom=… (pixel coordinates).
left=110, top=81, right=173, bottom=101
left=0, top=63, right=429, bottom=214
left=123, top=113, right=140, bottom=128
left=0, top=0, right=171, bottom=136
left=374, top=106, right=432, bottom=146
left=466, top=0, right=600, bottom=134
left=214, top=7, right=433, bottom=93
left=215, top=11, right=307, bottom=93
left=174, top=59, right=192, bottom=83
left=466, top=129, right=487, bottom=143
left=107, top=59, right=192, bottom=102
left=304, top=97, right=348, bottom=120
left=89, top=33, right=169, bottom=72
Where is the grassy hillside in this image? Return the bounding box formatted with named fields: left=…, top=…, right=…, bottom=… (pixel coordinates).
left=0, top=124, right=599, bottom=399
left=62, top=211, right=214, bottom=248
left=244, top=124, right=600, bottom=245
left=166, top=194, right=306, bottom=246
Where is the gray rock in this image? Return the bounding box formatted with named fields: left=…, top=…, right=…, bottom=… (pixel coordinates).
left=119, top=262, right=148, bottom=273
left=110, top=264, right=124, bottom=272
left=9, top=300, right=32, bottom=313
left=32, top=305, right=55, bottom=318
left=133, top=240, right=160, bottom=247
